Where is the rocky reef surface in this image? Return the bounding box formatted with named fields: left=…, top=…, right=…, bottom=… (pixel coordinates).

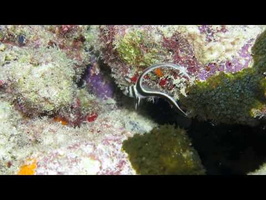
left=1, top=25, right=266, bottom=175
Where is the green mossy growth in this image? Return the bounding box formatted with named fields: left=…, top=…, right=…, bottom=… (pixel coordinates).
left=122, top=125, right=205, bottom=175
left=180, top=68, right=266, bottom=125
left=252, top=30, right=266, bottom=74
left=114, top=29, right=159, bottom=68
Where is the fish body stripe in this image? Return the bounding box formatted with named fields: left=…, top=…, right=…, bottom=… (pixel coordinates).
left=132, top=85, right=138, bottom=99
left=128, top=85, right=134, bottom=97
left=127, top=85, right=138, bottom=98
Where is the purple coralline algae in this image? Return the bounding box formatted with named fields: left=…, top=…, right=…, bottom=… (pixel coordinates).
left=85, top=60, right=115, bottom=100
left=198, top=39, right=255, bottom=80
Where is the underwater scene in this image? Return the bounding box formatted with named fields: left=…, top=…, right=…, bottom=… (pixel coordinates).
left=1, top=25, right=266, bottom=175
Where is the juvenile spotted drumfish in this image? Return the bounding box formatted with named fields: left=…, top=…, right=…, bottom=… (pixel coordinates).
left=123, top=63, right=189, bottom=116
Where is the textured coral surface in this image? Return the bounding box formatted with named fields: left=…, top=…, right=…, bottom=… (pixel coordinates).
left=2, top=25, right=266, bottom=175
left=0, top=103, right=157, bottom=174
left=180, top=68, right=266, bottom=125
left=123, top=125, right=205, bottom=175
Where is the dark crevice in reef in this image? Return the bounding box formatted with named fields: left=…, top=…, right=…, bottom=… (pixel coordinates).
left=139, top=98, right=192, bottom=129
left=187, top=121, right=266, bottom=175
left=140, top=98, right=266, bottom=175
left=76, top=66, right=89, bottom=88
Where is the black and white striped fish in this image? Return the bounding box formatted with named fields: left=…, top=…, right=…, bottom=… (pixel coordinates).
left=123, top=63, right=189, bottom=116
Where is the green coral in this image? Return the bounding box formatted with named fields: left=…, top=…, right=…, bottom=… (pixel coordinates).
left=114, top=29, right=159, bottom=68
left=180, top=68, right=266, bottom=125
left=122, top=125, right=205, bottom=175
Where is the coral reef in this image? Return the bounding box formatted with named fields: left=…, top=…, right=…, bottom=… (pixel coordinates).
left=57, top=88, right=101, bottom=127
left=0, top=25, right=93, bottom=80
left=97, top=25, right=198, bottom=100
left=96, top=26, right=264, bottom=101
left=122, top=125, right=205, bottom=175
left=0, top=107, right=157, bottom=175
left=57, top=86, right=120, bottom=127
left=0, top=25, right=103, bottom=119
left=178, top=29, right=266, bottom=125
left=0, top=45, right=77, bottom=115
left=179, top=68, right=266, bottom=125
left=0, top=101, right=32, bottom=174
left=2, top=25, right=266, bottom=175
